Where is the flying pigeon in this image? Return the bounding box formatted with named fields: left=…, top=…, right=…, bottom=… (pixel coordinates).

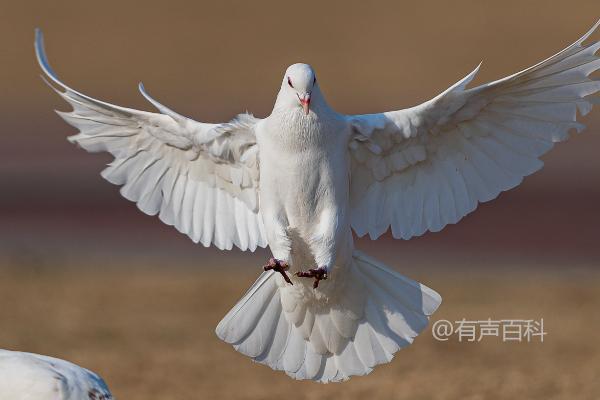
left=35, top=20, right=600, bottom=382
left=0, top=349, right=113, bottom=400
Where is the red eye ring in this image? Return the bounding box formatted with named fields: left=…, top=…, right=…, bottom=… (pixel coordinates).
left=287, top=77, right=294, bottom=88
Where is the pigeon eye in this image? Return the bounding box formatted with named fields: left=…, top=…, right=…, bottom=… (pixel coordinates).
left=313, top=76, right=316, bottom=85
left=287, top=77, right=294, bottom=88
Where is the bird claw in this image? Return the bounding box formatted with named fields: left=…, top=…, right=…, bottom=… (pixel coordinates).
left=296, top=266, right=328, bottom=288
left=263, top=258, right=293, bottom=285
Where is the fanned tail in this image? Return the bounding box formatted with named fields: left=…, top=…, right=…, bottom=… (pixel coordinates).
left=216, top=250, right=441, bottom=382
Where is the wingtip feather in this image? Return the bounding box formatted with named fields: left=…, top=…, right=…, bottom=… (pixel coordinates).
left=440, top=62, right=482, bottom=97
left=34, top=28, right=63, bottom=89
left=577, top=18, right=600, bottom=45
left=138, top=81, right=186, bottom=122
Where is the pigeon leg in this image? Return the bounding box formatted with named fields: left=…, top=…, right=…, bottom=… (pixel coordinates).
left=263, top=258, right=293, bottom=285
left=296, top=267, right=328, bottom=288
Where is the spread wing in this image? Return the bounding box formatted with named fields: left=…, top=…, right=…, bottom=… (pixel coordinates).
left=348, top=20, right=600, bottom=240
left=35, top=29, right=267, bottom=251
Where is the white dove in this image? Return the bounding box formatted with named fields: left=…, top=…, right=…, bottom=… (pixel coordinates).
left=35, top=20, right=600, bottom=382
left=0, top=349, right=113, bottom=400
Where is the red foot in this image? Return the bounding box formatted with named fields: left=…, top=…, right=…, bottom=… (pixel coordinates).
left=263, top=258, right=293, bottom=285
left=296, top=267, right=328, bottom=288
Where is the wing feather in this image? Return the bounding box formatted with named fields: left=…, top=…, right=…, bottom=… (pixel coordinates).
left=348, top=20, right=600, bottom=240
left=36, top=29, right=267, bottom=251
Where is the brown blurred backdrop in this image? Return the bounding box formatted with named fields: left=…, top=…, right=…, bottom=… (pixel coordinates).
left=1, top=0, right=599, bottom=270
left=0, top=2, right=600, bottom=399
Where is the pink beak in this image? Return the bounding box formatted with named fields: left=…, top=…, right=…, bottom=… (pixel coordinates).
left=299, top=93, right=311, bottom=115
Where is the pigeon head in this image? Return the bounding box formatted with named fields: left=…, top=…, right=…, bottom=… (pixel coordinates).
left=281, top=63, right=317, bottom=115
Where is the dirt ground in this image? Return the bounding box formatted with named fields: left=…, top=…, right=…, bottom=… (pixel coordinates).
left=0, top=264, right=598, bottom=400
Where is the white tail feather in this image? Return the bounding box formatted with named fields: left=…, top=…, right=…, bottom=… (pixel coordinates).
left=216, top=250, right=441, bottom=382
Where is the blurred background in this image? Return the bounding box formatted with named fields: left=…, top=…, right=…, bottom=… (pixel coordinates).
left=0, top=1, right=599, bottom=399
